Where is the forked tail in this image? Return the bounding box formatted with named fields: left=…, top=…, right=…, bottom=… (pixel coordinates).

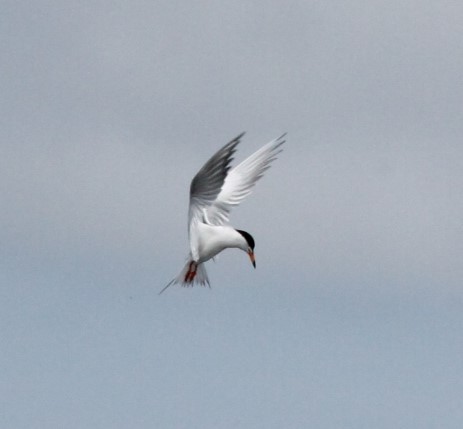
left=159, top=260, right=210, bottom=294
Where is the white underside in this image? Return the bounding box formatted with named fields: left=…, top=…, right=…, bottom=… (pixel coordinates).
left=159, top=222, right=247, bottom=292
left=190, top=221, right=246, bottom=263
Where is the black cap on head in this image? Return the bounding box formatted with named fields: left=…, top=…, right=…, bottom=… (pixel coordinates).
left=236, top=230, right=255, bottom=250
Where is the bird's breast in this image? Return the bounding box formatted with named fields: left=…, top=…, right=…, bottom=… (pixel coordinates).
left=196, top=224, right=239, bottom=263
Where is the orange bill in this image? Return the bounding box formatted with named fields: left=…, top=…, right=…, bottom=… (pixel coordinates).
left=248, top=250, right=256, bottom=268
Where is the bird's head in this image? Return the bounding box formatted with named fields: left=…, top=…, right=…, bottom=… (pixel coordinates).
left=235, top=229, right=256, bottom=268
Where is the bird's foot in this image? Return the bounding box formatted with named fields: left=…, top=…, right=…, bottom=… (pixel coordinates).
left=184, top=261, right=198, bottom=284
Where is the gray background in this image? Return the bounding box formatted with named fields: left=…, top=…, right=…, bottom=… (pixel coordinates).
left=2, top=1, right=462, bottom=428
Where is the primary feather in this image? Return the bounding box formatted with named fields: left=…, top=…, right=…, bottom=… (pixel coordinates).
left=188, top=133, right=244, bottom=228
left=204, top=133, right=286, bottom=225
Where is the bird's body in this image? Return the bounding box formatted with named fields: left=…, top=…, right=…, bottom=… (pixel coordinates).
left=192, top=222, right=245, bottom=263
left=161, top=132, right=285, bottom=293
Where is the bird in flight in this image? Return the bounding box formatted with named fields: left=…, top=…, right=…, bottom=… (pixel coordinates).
left=160, top=132, right=285, bottom=294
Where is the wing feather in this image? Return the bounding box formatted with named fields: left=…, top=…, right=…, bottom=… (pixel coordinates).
left=205, top=134, right=285, bottom=225
left=188, top=133, right=244, bottom=226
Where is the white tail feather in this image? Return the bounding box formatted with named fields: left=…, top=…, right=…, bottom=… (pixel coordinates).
left=159, top=260, right=210, bottom=294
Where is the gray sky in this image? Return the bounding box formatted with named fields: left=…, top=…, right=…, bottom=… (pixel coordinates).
left=1, top=1, right=463, bottom=428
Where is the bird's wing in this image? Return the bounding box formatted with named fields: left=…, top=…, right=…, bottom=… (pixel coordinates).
left=188, top=133, right=244, bottom=227
left=204, top=134, right=285, bottom=226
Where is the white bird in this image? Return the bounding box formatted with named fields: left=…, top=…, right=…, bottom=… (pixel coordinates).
left=160, top=132, right=285, bottom=293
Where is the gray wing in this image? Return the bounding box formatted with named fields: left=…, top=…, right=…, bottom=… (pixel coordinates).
left=188, top=133, right=244, bottom=227
left=204, top=134, right=285, bottom=226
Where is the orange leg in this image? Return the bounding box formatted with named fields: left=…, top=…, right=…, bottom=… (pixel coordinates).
left=184, top=261, right=198, bottom=283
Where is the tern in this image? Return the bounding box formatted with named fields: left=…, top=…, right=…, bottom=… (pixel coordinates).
left=160, top=132, right=285, bottom=294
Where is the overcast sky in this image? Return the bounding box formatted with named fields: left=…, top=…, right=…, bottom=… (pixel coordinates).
left=1, top=1, right=463, bottom=428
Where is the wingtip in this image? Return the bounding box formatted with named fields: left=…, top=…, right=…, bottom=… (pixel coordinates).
left=232, top=132, right=246, bottom=143
left=269, top=133, right=286, bottom=153
left=223, top=132, right=245, bottom=155
left=274, top=133, right=287, bottom=146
